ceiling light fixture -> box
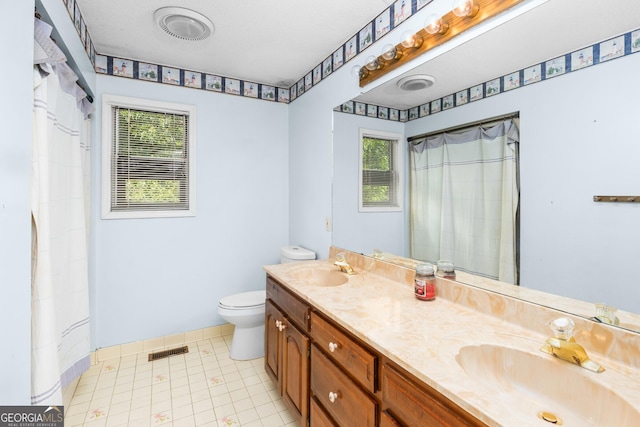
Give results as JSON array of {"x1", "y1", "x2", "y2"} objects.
[
  {"x1": 452, "y1": 0, "x2": 480, "y2": 17},
  {"x1": 365, "y1": 55, "x2": 382, "y2": 71},
  {"x1": 359, "y1": 0, "x2": 522, "y2": 87},
  {"x1": 424, "y1": 14, "x2": 449, "y2": 35},
  {"x1": 400, "y1": 31, "x2": 424, "y2": 49},
  {"x1": 154, "y1": 7, "x2": 214, "y2": 41},
  {"x1": 381, "y1": 44, "x2": 403, "y2": 61},
  {"x1": 397, "y1": 75, "x2": 435, "y2": 91}
]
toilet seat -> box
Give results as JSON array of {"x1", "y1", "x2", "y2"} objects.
[{"x1": 218, "y1": 290, "x2": 266, "y2": 310}]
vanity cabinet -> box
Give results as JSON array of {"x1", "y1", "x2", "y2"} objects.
[
  {"x1": 265, "y1": 274, "x2": 486, "y2": 427},
  {"x1": 265, "y1": 277, "x2": 310, "y2": 427}
]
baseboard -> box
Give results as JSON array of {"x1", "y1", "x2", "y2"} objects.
[{"x1": 91, "y1": 323, "x2": 234, "y2": 364}]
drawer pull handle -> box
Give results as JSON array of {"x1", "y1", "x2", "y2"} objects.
[
  {"x1": 328, "y1": 342, "x2": 340, "y2": 353},
  {"x1": 328, "y1": 391, "x2": 340, "y2": 403},
  {"x1": 278, "y1": 323, "x2": 286, "y2": 332}
]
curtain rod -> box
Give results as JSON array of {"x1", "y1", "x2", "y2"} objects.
[{"x1": 407, "y1": 111, "x2": 519, "y2": 143}]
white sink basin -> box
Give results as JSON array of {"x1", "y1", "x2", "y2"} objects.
[
  {"x1": 455, "y1": 344, "x2": 640, "y2": 426},
  {"x1": 290, "y1": 268, "x2": 349, "y2": 287}
]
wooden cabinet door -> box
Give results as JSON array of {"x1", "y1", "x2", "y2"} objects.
[
  {"x1": 282, "y1": 320, "x2": 310, "y2": 426},
  {"x1": 265, "y1": 300, "x2": 283, "y2": 390}
]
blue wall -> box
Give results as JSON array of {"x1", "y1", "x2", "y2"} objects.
[
  {"x1": 0, "y1": 0, "x2": 34, "y2": 405},
  {"x1": 91, "y1": 77, "x2": 290, "y2": 348}
]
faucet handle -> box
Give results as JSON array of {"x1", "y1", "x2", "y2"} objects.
[
  {"x1": 336, "y1": 252, "x2": 346, "y2": 263},
  {"x1": 549, "y1": 317, "x2": 574, "y2": 340}
]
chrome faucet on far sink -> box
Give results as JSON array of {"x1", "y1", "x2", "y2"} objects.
[
  {"x1": 334, "y1": 252, "x2": 356, "y2": 275},
  {"x1": 540, "y1": 317, "x2": 605, "y2": 373}
]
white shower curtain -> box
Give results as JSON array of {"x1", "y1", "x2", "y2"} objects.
[
  {"x1": 31, "y1": 18, "x2": 93, "y2": 405},
  {"x1": 410, "y1": 119, "x2": 519, "y2": 283}
]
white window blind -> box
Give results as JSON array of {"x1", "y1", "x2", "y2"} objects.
[
  {"x1": 359, "y1": 129, "x2": 402, "y2": 212},
  {"x1": 102, "y1": 95, "x2": 196, "y2": 219}
]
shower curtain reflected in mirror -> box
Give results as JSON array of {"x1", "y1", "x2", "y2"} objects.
[{"x1": 409, "y1": 117, "x2": 519, "y2": 284}]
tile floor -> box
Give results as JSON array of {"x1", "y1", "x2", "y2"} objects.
[{"x1": 64, "y1": 334, "x2": 296, "y2": 427}]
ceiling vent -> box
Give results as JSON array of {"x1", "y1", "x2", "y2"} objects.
[
  {"x1": 154, "y1": 7, "x2": 214, "y2": 41},
  {"x1": 397, "y1": 75, "x2": 435, "y2": 91}
]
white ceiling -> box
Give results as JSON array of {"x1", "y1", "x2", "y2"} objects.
[
  {"x1": 76, "y1": 0, "x2": 394, "y2": 88},
  {"x1": 76, "y1": 0, "x2": 640, "y2": 109}
]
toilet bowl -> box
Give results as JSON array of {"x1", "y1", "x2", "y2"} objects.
[
  {"x1": 217, "y1": 246, "x2": 316, "y2": 361},
  {"x1": 217, "y1": 290, "x2": 266, "y2": 360}
]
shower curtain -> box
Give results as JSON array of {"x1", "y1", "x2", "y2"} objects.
[
  {"x1": 31, "y1": 17, "x2": 93, "y2": 405},
  {"x1": 409, "y1": 119, "x2": 519, "y2": 284}
]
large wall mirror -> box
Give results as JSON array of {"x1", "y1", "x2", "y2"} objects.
[{"x1": 331, "y1": 0, "x2": 640, "y2": 333}]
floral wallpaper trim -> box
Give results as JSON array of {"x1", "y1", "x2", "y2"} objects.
[{"x1": 335, "y1": 28, "x2": 640, "y2": 122}]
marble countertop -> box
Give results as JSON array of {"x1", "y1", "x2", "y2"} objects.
[{"x1": 264, "y1": 255, "x2": 640, "y2": 427}]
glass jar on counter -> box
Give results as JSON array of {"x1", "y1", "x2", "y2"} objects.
[
  {"x1": 436, "y1": 260, "x2": 456, "y2": 280},
  {"x1": 414, "y1": 263, "x2": 436, "y2": 301}
]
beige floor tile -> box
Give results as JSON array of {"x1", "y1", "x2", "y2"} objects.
[
  {"x1": 190, "y1": 378, "x2": 209, "y2": 393},
  {"x1": 107, "y1": 399, "x2": 131, "y2": 416},
  {"x1": 211, "y1": 393, "x2": 232, "y2": 407},
  {"x1": 104, "y1": 411, "x2": 129, "y2": 426},
  {"x1": 128, "y1": 405, "x2": 150, "y2": 421},
  {"x1": 170, "y1": 384, "x2": 191, "y2": 398},
  {"x1": 193, "y1": 397, "x2": 213, "y2": 414},
  {"x1": 194, "y1": 408, "x2": 216, "y2": 425},
  {"x1": 233, "y1": 396, "x2": 256, "y2": 412},
  {"x1": 257, "y1": 413, "x2": 286, "y2": 427},
  {"x1": 63, "y1": 412, "x2": 85, "y2": 427},
  {"x1": 226, "y1": 379, "x2": 246, "y2": 392},
  {"x1": 151, "y1": 409, "x2": 172, "y2": 425},
  {"x1": 110, "y1": 390, "x2": 132, "y2": 405},
  {"x1": 250, "y1": 392, "x2": 272, "y2": 407},
  {"x1": 229, "y1": 388, "x2": 250, "y2": 401},
  {"x1": 171, "y1": 394, "x2": 192, "y2": 409},
  {"x1": 150, "y1": 397, "x2": 172, "y2": 415},
  {"x1": 237, "y1": 408, "x2": 260, "y2": 425},
  {"x1": 68, "y1": 335, "x2": 295, "y2": 427},
  {"x1": 279, "y1": 409, "x2": 295, "y2": 423},
  {"x1": 83, "y1": 417, "x2": 108, "y2": 427},
  {"x1": 69, "y1": 391, "x2": 93, "y2": 406},
  {"x1": 172, "y1": 403, "x2": 194, "y2": 421},
  {"x1": 173, "y1": 414, "x2": 196, "y2": 427},
  {"x1": 128, "y1": 417, "x2": 151, "y2": 427},
  {"x1": 191, "y1": 389, "x2": 212, "y2": 403},
  {"x1": 255, "y1": 401, "x2": 278, "y2": 417}
]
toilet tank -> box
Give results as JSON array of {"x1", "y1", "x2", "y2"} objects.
[{"x1": 281, "y1": 245, "x2": 316, "y2": 263}]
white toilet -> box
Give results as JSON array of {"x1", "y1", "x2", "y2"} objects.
[{"x1": 217, "y1": 245, "x2": 316, "y2": 360}]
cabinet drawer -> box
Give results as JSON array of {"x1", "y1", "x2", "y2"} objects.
[
  {"x1": 380, "y1": 411, "x2": 402, "y2": 427},
  {"x1": 382, "y1": 364, "x2": 486, "y2": 427},
  {"x1": 311, "y1": 345, "x2": 376, "y2": 427},
  {"x1": 310, "y1": 396, "x2": 338, "y2": 427},
  {"x1": 267, "y1": 276, "x2": 310, "y2": 331},
  {"x1": 310, "y1": 312, "x2": 377, "y2": 393}
]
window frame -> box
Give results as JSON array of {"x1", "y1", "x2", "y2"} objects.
[
  {"x1": 358, "y1": 128, "x2": 403, "y2": 212},
  {"x1": 101, "y1": 94, "x2": 197, "y2": 219}
]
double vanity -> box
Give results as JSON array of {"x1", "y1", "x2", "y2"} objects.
[{"x1": 263, "y1": 247, "x2": 640, "y2": 426}]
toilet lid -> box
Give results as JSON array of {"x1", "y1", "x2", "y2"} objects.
[{"x1": 219, "y1": 290, "x2": 266, "y2": 309}]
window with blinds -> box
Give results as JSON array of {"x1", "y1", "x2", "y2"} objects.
[
  {"x1": 359, "y1": 129, "x2": 403, "y2": 212},
  {"x1": 102, "y1": 95, "x2": 196, "y2": 218}
]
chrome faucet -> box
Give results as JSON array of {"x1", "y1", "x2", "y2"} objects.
[
  {"x1": 334, "y1": 252, "x2": 356, "y2": 275},
  {"x1": 540, "y1": 317, "x2": 605, "y2": 373}
]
